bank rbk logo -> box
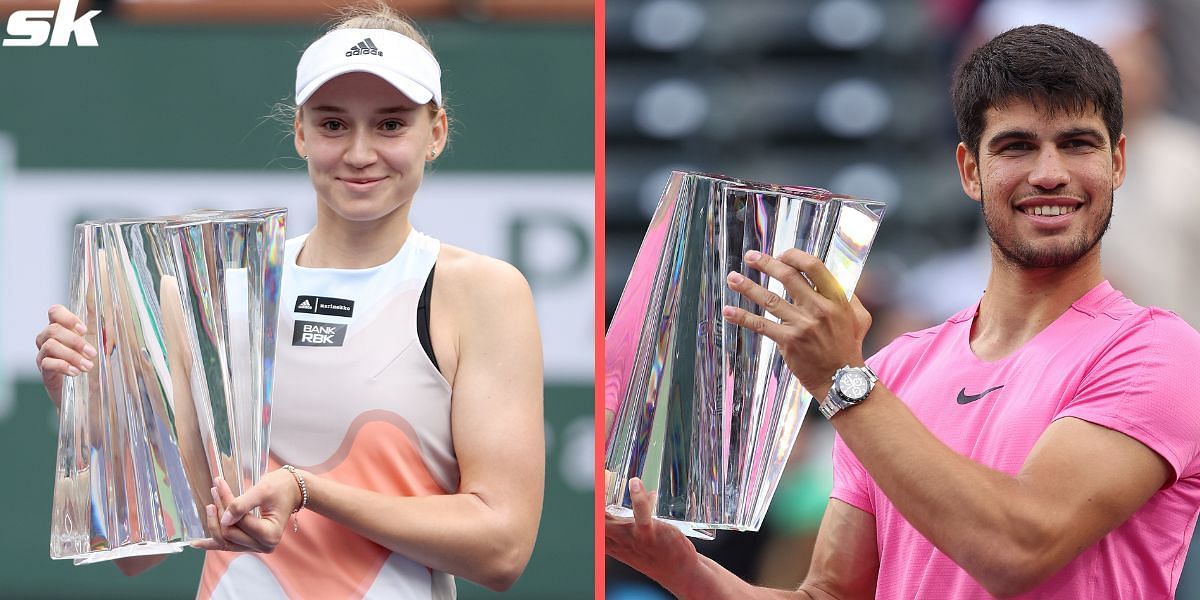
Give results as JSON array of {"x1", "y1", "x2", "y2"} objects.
[{"x1": 3, "y1": 0, "x2": 101, "y2": 47}]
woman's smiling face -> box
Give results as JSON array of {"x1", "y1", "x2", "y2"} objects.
[{"x1": 295, "y1": 71, "x2": 446, "y2": 224}]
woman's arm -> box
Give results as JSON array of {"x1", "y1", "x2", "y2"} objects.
[{"x1": 209, "y1": 255, "x2": 545, "y2": 591}]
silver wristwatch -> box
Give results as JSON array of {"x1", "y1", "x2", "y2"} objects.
[{"x1": 818, "y1": 365, "x2": 878, "y2": 419}]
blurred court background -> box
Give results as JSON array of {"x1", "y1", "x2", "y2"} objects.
[
  {"x1": 605, "y1": 0, "x2": 1200, "y2": 597},
  {"x1": 0, "y1": 0, "x2": 593, "y2": 598}
]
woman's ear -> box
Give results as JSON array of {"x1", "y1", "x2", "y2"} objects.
[{"x1": 293, "y1": 109, "x2": 306, "y2": 159}]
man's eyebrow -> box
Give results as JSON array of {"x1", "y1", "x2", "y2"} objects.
[
  {"x1": 987, "y1": 129, "x2": 1037, "y2": 147},
  {"x1": 1058, "y1": 127, "x2": 1106, "y2": 142}
]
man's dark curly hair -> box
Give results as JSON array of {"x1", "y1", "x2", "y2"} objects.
[{"x1": 952, "y1": 24, "x2": 1123, "y2": 156}]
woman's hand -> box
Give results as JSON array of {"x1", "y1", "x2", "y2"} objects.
[
  {"x1": 34, "y1": 304, "x2": 97, "y2": 409},
  {"x1": 192, "y1": 472, "x2": 302, "y2": 554}
]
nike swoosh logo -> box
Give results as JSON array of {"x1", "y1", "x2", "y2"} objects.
[{"x1": 957, "y1": 385, "x2": 1004, "y2": 405}]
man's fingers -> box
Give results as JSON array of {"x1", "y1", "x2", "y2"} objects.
[
  {"x1": 725, "y1": 272, "x2": 798, "y2": 321},
  {"x1": 629, "y1": 478, "x2": 655, "y2": 530},
  {"x1": 775, "y1": 249, "x2": 847, "y2": 304},
  {"x1": 850, "y1": 294, "x2": 873, "y2": 333},
  {"x1": 742, "y1": 250, "x2": 821, "y2": 302},
  {"x1": 721, "y1": 305, "x2": 788, "y2": 341}
]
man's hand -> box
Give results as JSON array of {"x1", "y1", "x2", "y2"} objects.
[
  {"x1": 604, "y1": 478, "x2": 700, "y2": 595},
  {"x1": 720, "y1": 249, "x2": 871, "y2": 398}
]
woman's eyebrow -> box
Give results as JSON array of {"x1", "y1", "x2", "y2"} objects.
[{"x1": 307, "y1": 105, "x2": 415, "y2": 114}]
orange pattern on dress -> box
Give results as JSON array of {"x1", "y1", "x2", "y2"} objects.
[{"x1": 198, "y1": 418, "x2": 447, "y2": 600}]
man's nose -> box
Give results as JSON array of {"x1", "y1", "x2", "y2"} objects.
[{"x1": 1028, "y1": 148, "x2": 1070, "y2": 190}]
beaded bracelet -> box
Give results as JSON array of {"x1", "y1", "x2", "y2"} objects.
[{"x1": 281, "y1": 465, "x2": 308, "y2": 533}]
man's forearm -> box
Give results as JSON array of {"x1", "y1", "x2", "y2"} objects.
[
  {"x1": 827, "y1": 385, "x2": 1049, "y2": 593},
  {"x1": 669, "y1": 554, "x2": 801, "y2": 600}
]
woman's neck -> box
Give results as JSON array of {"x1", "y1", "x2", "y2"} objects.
[{"x1": 297, "y1": 207, "x2": 413, "y2": 269}]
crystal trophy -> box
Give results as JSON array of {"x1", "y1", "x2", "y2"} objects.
[
  {"x1": 49, "y1": 208, "x2": 286, "y2": 563},
  {"x1": 604, "y1": 171, "x2": 885, "y2": 538}
]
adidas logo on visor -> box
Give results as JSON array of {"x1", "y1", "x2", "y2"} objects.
[{"x1": 346, "y1": 37, "x2": 383, "y2": 58}]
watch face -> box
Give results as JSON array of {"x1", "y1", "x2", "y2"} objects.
[{"x1": 838, "y1": 370, "x2": 871, "y2": 401}]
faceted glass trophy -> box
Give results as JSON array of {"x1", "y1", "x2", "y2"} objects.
[
  {"x1": 604, "y1": 171, "x2": 885, "y2": 538},
  {"x1": 49, "y1": 208, "x2": 285, "y2": 563}
]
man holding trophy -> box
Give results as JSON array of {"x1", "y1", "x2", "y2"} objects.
[{"x1": 607, "y1": 24, "x2": 1200, "y2": 599}]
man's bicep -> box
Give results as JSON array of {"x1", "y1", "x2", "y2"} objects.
[
  {"x1": 1016, "y1": 416, "x2": 1170, "y2": 567},
  {"x1": 800, "y1": 499, "x2": 879, "y2": 600}
]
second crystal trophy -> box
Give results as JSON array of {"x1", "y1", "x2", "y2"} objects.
[
  {"x1": 605, "y1": 171, "x2": 885, "y2": 537},
  {"x1": 49, "y1": 208, "x2": 286, "y2": 564}
]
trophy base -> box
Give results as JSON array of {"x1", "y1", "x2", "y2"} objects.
[
  {"x1": 54, "y1": 541, "x2": 190, "y2": 565},
  {"x1": 605, "y1": 505, "x2": 717, "y2": 540}
]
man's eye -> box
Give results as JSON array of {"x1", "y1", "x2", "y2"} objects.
[
  {"x1": 1002, "y1": 142, "x2": 1033, "y2": 152},
  {"x1": 1064, "y1": 139, "x2": 1094, "y2": 149}
]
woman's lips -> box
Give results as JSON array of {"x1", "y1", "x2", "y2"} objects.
[{"x1": 339, "y1": 177, "x2": 386, "y2": 192}]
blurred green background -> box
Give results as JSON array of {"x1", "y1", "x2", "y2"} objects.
[{"x1": 0, "y1": 7, "x2": 593, "y2": 599}]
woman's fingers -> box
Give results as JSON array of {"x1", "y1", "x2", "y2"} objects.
[
  {"x1": 35, "y1": 307, "x2": 97, "y2": 374},
  {"x1": 191, "y1": 502, "x2": 267, "y2": 553},
  {"x1": 36, "y1": 337, "x2": 94, "y2": 374},
  {"x1": 47, "y1": 304, "x2": 87, "y2": 336}
]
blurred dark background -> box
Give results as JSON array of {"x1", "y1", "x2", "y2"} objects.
[
  {"x1": 605, "y1": 0, "x2": 1200, "y2": 597},
  {"x1": 0, "y1": 1, "x2": 593, "y2": 598}
]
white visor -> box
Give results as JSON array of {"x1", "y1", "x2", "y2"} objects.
[{"x1": 295, "y1": 28, "x2": 442, "y2": 107}]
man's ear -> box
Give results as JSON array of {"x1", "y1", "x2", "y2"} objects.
[
  {"x1": 1111, "y1": 133, "x2": 1126, "y2": 190},
  {"x1": 956, "y1": 142, "x2": 982, "y2": 203}
]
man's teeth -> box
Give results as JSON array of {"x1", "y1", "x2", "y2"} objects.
[{"x1": 1023, "y1": 205, "x2": 1078, "y2": 217}]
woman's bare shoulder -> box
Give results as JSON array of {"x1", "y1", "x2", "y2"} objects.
[{"x1": 435, "y1": 244, "x2": 533, "y2": 306}]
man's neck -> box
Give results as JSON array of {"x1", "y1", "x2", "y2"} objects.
[{"x1": 969, "y1": 245, "x2": 1104, "y2": 361}]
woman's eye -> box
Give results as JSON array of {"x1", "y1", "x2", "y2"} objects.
[
  {"x1": 381, "y1": 120, "x2": 403, "y2": 132},
  {"x1": 321, "y1": 121, "x2": 345, "y2": 132}
]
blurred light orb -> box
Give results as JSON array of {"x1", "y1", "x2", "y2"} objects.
[
  {"x1": 632, "y1": 0, "x2": 706, "y2": 52},
  {"x1": 829, "y1": 162, "x2": 902, "y2": 207},
  {"x1": 810, "y1": 0, "x2": 885, "y2": 50},
  {"x1": 816, "y1": 78, "x2": 891, "y2": 138},
  {"x1": 639, "y1": 165, "x2": 700, "y2": 218},
  {"x1": 558, "y1": 416, "x2": 595, "y2": 492},
  {"x1": 634, "y1": 79, "x2": 709, "y2": 139}
]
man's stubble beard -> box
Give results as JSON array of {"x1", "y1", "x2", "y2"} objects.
[{"x1": 980, "y1": 187, "x2": 1114, "y2": 270}]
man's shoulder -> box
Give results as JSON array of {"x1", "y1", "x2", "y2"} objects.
[{"x1": 867, "y1": 317, "x2": 959, "y2": 372}]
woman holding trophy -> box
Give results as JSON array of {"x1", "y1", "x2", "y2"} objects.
[{"x1": 33, "y1": 5, "x2": 545, "y2": 598}]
